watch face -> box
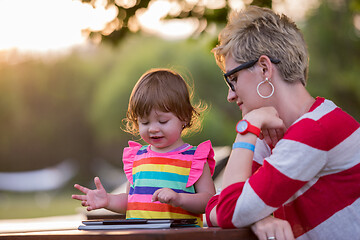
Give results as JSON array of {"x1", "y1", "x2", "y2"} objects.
[{"x1": 236, "y1": 120, "x2": 248, "y2": 133}]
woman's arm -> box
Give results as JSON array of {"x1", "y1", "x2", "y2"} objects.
[
  {"x1": 222, "y1": 133, "x2": 257, "y2": 189},
  {"x1": 205, "y1": 194, "x2": 296, "y2": 240},
  {"x1": 216, "y1": 107, "x2": 328, "y2": 228},
  {"x1": 222, "y1": 107, "x2": 286, "y2": 189},
  {"x1": 152, "y1": 163, "x2": 215, "y2": 214},
  {"x1": 216, "y1": 107, "x2": 289, "y2": 228},
  {"x1": 205, "y1": 194, "x2": 219, "y2": 227}
]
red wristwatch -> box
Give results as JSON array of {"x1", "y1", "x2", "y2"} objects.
[{"x1": 235, "y1": 119, "x2": 261, "y2": 137}]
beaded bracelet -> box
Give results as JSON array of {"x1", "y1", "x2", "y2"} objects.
[{"x1": 232, "y1": 142, "x2": 255, "y2": 152}]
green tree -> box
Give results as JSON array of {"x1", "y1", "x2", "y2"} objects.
[
  {"x1": 304, "y1": 0, "x2": 360, "y2": 120},
  {"x1": 82, "y1": 0, "x2": 272, "y2": 44},
  {"x1": 89, "y1": 34, "x2": 238, "y2": 156}
]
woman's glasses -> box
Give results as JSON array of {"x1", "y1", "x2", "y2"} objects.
[{"x1": 223, "y1": 57, "x2": 280, "y2": 91}]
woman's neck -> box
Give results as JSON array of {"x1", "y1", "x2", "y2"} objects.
[{"x1": 276, "y1": 82, "x2": 315, "y2": 128}]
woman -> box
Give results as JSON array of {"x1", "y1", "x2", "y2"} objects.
[{"x1": 205, "y1": 5, "x2": 360, "y2": 240}]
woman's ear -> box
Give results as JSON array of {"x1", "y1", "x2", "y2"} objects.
[{"x1": 258, "y1": 55, "x2": 273, "y2": 79}]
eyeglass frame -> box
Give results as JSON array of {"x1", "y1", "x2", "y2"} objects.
[{"x1": 223, "y1": 57, "x2": 281, "y2": 92}]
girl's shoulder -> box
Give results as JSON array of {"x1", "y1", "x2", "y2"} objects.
[
  {"x1": 122, "y1": 141, "x2": 147, "y2": 184},
  {"x1": 186, "y1": 140, "x2": 216, "y2": 187},
  {"x1": 123, "y1": 141, "x2": 146, "y2": 160}
]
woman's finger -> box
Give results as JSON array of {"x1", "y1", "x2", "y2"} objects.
[
  {"x1": 267, "y1": 128, "x2": 278, "y2": 146},
  {"x1": 273, "y1": 227, "x2": 285, "y2": 240},
  {"x1": 275, "y1": 128, "x2": 284, "y2": 141},
  {"x1": 261, "y1": 129, "x2": 273, "y2": 147},
  {"x1": 282, "y1": 221, "x2": 295, "y2": 240}
]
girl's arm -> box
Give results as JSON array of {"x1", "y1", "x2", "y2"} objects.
[
  {"x1": 72, "y1": 177, "x2": 129, "y2": 214},
  {"x1": 152, "y1": 163, "x2": 215, "y2": 214},
  {"x1": 105, "y1": 182, "x2": 129, "y2": 214}
]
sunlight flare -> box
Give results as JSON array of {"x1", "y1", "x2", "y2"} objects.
[{"x1": 0, "y1": 0, "x2": 117, "y2": 52}]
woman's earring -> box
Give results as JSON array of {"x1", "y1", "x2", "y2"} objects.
[{"x1": 257, "y1": 77, "x2": 274, "y2": 99}]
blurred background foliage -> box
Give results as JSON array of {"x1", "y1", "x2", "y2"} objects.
[{"x1": 0, "y1": 0, "x2": 360, "y2": 218}]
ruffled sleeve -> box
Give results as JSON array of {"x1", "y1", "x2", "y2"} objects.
[
  {"x1": 186, "y1": 140, "x2": 215, "y2": 187},
  {"x1": 122, "y1": 141, "x2": 143, "y2": 185}
]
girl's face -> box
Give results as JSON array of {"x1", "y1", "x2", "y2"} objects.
[
  {"x1": 138, "y1": 109, "x2": 185, "y2": 153},
  {"x1": 225, "y1": 55, "x2": 266, "y2": 117}
]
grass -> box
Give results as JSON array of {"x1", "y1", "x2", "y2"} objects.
[{"x1": 0, "y1": 191, "x2": 81, "y2": 219}]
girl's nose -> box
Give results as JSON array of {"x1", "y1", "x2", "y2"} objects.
[
  {"x1": 227, "y1": 88, "x2": 237, "y2": 103},
  {"x1": 148, "y1": 124, "x2": 159, "y2": 133}
]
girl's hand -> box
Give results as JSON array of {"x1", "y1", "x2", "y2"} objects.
[
  {"x1": 72, "y1": 177, "x2": 109, "y2": 211},
  {"x1": 251, "y1": 216, "x2": 295, "y2": 240},
  {"x1": 152, "y1": 188, "x2": 180, "y2": 207}
]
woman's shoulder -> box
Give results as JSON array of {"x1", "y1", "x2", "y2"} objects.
[{"x1": 290, "y1": 97, "x2": 359, "y2": 135}]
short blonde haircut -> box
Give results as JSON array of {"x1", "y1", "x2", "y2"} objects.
[
  {"x1": 213, "y1": 6, "x2": 309, "y2": 85},
  {"x1": 124, "y1": 68, "x2": 205, "y2": 136}
]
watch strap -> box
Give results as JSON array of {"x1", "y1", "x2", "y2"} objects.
[
  {"x1": 247, "y1": 121, "x2": 261, "y2": 137},
  {"x1": 236, "y1": 120, "x2": 261, "y2": 137}
]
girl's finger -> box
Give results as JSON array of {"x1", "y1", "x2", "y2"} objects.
[
  {"x1": 152, "y1": 189, "x2": 161, "y2": 202},
  {"x1": 94, "y1": 177, "x2": 104, "y2": 190},
  {"x1": 74, "y1": 184, "x2": 89, "y2": 194},
  {"x1": 72, "y1": 194, "x2": 87, "y2": 201}
]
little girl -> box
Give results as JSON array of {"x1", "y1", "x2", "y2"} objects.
[{"x1": 72, "y1": 68, "x2": 216, "y2": 227}]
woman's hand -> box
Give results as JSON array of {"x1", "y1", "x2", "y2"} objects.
[
  {"x1": 152, "y1": 188, "x2": 180, "y2": 207},
  {"x1": 72, "y1": 176, "x2": 109, "y2": 211},
  {"x1": 245, "y1": 107, "x2": 286, "y2": 146},
  {"x1": 260, "y1": 127, "x2": 285, "y2": 147},
  {"x1": 251, "y1": 216, "x2": 295, "y2": 240}
]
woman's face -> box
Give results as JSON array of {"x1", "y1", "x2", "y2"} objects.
[{"x1": 225, "y1": 55, "x2": 265, "y2": 117}]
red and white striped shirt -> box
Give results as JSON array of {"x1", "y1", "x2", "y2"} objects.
[{"x1": 207, "y1": 97, "x2": 360, "y2": 239}]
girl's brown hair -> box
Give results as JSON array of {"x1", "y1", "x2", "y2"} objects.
[{"x1": 124, "y1": 68, "x2": 206, "y2": 136}]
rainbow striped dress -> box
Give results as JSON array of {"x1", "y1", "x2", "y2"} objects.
[{"x1": 123, "y1": 140, "x2": 215, "y2": 227}]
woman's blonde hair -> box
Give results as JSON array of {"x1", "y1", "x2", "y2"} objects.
[
  {"x1": 124, "y1": 68, "x2": 205, "y2": 136},
  {"x1": 213, "y1": 6, "x2": 309, "y2": 85}
]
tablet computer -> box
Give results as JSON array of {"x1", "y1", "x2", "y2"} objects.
[{"x1": 79, "y1": 218, "x2": 197, "y2": 230}]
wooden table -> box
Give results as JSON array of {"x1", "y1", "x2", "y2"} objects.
[
  {"x1": 0, "y1": 215, "x2": 257, "y2": 240},
  {"x1": 0, "y1": 227, "x2": 257, "y2": 240}
]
